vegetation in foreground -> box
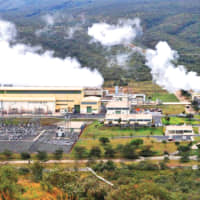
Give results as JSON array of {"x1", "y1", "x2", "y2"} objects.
[{"x1": 1, "y1": 160, "x2": 200, "y2": 200}]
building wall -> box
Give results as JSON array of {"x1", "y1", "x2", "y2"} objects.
[
  {"x1": 1, "y1": 101, "x2": 55, "y2": 114},
  {"x1": 0, "y1": 88, "x2": 84, "y2": 113},
  {"x1": 80, "y1": 101, "x2": 101, "y2": 114},
  {"x1": 107, "y1": 108, "x2": 130, "y2": 115}
]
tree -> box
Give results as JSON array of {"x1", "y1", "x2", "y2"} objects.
[
  {"x1": 180, "y1": 153, "x2": 190, "y2": 163},
  {"x1": 0, "y1": 166, "x2": 22, "y2": 199},
  {"x1": 89, "y1": 146, "x2": 101, "y2": 158},
  {"x1": 99, "y1": 137, "x2": 110, "y2": 145},
  {"x1": 104, "y1": 145, "x2": 115, "y2": 158},
  {"x1": 20, "y1": 152, "x2": 31, "y2": 160},
  {"x1": 130, "y1": 139, "x2": 144, "y2": 146},
  {"x1": 30, "y1": 162, "x2": 44, "y2": 182},
  {"x1": 139, "y1": 145, "x2": 155, "y2": 157},
  {"x1": 3, "y1": 149, "x2": 13, "y2": 160},
  {"x1": 53, "y1": 149, "x2": 63, "y2": 160},
  {"x1": 36, "y1": 151, "x2": 48, "y2": 161},
  {"x1": 178, "y1": 145, "x2": 191, "y2": 163},
  {"x1": 74, "y1": 146, "x2": 88, "y2": 159},
  {"x1": 175, "y1": 141, "x2": 180, "y2": 146},
  {"x1": 122, "y1": 144, "x2": 138, "y2": 159}
]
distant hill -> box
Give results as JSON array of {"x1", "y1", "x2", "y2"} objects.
[{"x1": 0, "y1": 0, "x2": 199, "y2": 84}]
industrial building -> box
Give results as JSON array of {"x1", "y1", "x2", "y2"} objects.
[
  {"x1": 165, "y1": 125, "x2": 194, "y2": 136},
  {"x1": 104, "y1": 113, "x2": 152, "y2": 126},
  {"x1": 0, "y1": 86, "x2": 101, "y2": 114},
  {"x1": 106, "y1": 101, "x2": 131, "y2": 114}
]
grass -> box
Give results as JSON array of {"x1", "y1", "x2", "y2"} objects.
[
  {"x1": 138, "y1": 105, "x2": 185, "y2": 115},
  {"x1": 81, "y1": 121, "x2": 164, "y2": 139},
  {"x1": 193, "y1": 136, "x2": 200, "y2": 143},
  {"x1": 72, "y1": 137, "x2": 179, "y2": 156},
  {"x1": 151, "y1": 92, "x2": 179, "y2": 102},
  {"x1": 162, "y1": 117, "x2": 200, "y2": 125},
  {"x1": 104, "y1": 81, "x2": 179, "y2": 102},
  {"x1": 128, "y1": 81, "x2": 179, "y2": 102}
]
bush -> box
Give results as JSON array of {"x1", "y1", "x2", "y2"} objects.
[
  {"x1": 0, "y1": 166, "x2": 22, "y2": 198},
  {"x1": 3, "y1": 149, "x2": 13, "y2": 159},
  {"x1": 74, "y1": 146, "x2": 88, "y2": 159},
  {"x1": 104, "y1": 145, "x2": 115, "y2": 158},
  {"x1": 139, "y1": 145, "x2": 155, "y2": 157},
  {"x1": 93, "y1": 160, "x2": 116, "y2": 172},
  {"x1": 20, "y1": 152, "x2": 31, "y2": 160},
  {"x1": 130, "y1": 139, "x2": 144, "y2": 146},
  {"x1": 36, "y1": 151, "x2": 48, "y2": 161},
  {"x1": 89, "y1": 146, "x2": 101, "y2": 158},
  {"x1": 122, "y1": 144, "x2": 138, "y2": 159},
  {"x1": 180, "y1": 153, "x2": 190, "y2": 163},
  {"x1": 136, "y1": 161, "x2": 159, "y2": 170},
  {"x1": 53, "y1": 149, "x2": 63, "y2": 160},
  {"x1": 99, "y1": 137, "x2": 110, "y2": 145},
  {"x1": 30, "y1": 162, "x2": 44, "y2": 182},
  {"x1": 18, "y1": 167, "x2": 30, "y2": 175}
]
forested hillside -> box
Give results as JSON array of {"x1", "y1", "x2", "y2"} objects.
[{"x1": 0, "y1": 0, "x2": 199, "y2": 84}]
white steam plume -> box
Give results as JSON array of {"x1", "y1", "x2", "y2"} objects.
[
  {"x1": 0, "y1": 19, "x2": 104, "y2": 87},
  {"x1": 108, "y1": 52, "x2": 132, "y2": 68},
  {"x1": 65, "y1": 25, "x2": 82, "y2": 39},
  {"x1": 35, "y1": 14, "x2": 56, "y2": 36},
  {"x1": 88, "y1": 18, "x2": 142, "y2": 46},
  {"x1": 145, "y1": 41, "x2": 200, "y2": 93}
]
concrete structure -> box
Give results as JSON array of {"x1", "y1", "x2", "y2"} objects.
[
  {"x1": 165, "y1": 125, "x2": 194, "y2": 136},
  {"x1": 104, "y1": 113, "x2": 152, "y2": 126},
  {"x1": 84, "y1": 87, "x2": 103, "y2": 97},
  {"x1": 192, "y1": 93, "x2": 200, "y2": 107},
  {"x1": 0, "y1": 87, "x2": 101, "y2": 114},
  {"x1": 106, "y1": 101, "x2": 131, "y2": 114},
  {"x1": 132, "y1": 94, "x2": 146, "y2": 105},
  {"x1": 81, "y1": 96, "x2": 101, "y2": 114}
]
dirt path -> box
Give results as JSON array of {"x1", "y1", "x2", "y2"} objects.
[{"x1": 0, "y1": 155, "x2": 198, "y2": 165}]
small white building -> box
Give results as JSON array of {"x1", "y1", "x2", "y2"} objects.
[
  {"x1": 165, "y1": 125, "x2": 194, "y2": 136},
  {"x1": 131, "y1": 94, "x2": 146, "y2": 105},
  {"x1": 80, "y1": 96, "x2": 101, "y2": 114},
  {"x1": 104, "y1": 113, "x2": 152, "y2": 126},
  {"x1": 106, "y1": 101, "x2": 131, "y2": 115}
]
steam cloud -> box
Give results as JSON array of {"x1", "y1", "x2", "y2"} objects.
[
  {"x1": 145, "y1": 42, "x2": 200, "y2": 93},
  {"x1": 65, "y1": 25, "x2": 82, "y2": 39},
  {"x1": 0, "y1": 19, "x2": 104, "y2": 87},
  {"x1": 88, "y1": 18, "x2": 142, "y2": 46}
]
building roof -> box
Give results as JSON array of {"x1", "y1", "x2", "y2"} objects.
[
  {"x1": 0, "y1": 96, "x2": 56, "y2": 102},
  {"x1": 82, "y1": 96, "x2": 101, "y2": 102},
  {"x1": 166, "y1": 125, "x2": 193, "y2": 131},
  {"x1": 106, "y1": 101, "x2": 130, "y2": 108},
  {"x1": 0, "y1": 86, "x2": 83, "y2": 91}
]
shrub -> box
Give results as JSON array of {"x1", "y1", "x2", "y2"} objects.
[
  {"x1": 99, "y1": 137, "x2": 110, "y2": 145},
  {"x1": 130, "y1": 139, "x2": 144, "y2": 146},
  {"x1": 36, "y1": 151, "x2": 48, "y2": 161},
  {"x1": 3, "y1": 149, "x2": 13, "y2": 159},
  {"x1": 104, "y1": 145, "x2": 115, "y2": 158},
  {"x1": 74, "y1": 146, "x2": 88, "y2": 159},
  {"x1": 89, "y1": 146, "x2": 101, "y2": 158},
  {"x1": 53, "y1": 149, "x2": 63, "y2": 160},
  {"x1": 30, "y1": 162, "x2": 44, "y2": 182},
  {"x1": 20, "y1": 152, "x2": 31, "y2": 160},
  {"x1": 18, "y1": 167, "x2": 30, "y2": 175}
]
